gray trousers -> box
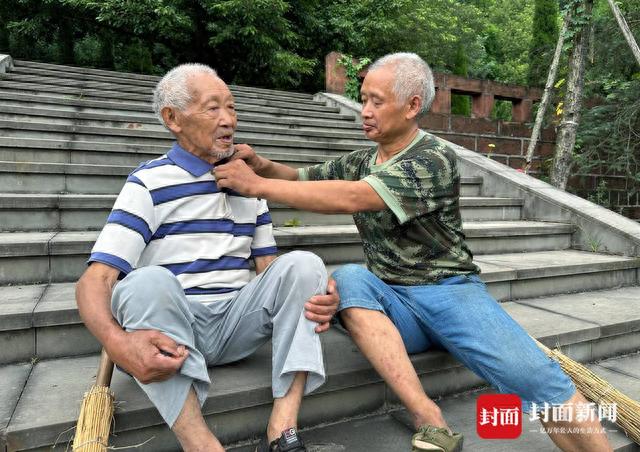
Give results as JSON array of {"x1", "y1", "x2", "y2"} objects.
[{"x1": 111, "y1": 251, "x2": 328, "y2": 427}]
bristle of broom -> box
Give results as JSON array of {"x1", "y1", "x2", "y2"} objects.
[
  {"x1": 535, "y1": 339, "x2": 640, "y2": 446},
  {"x1": 72, "y1": 385, "x2": 115, "y2": 452}
]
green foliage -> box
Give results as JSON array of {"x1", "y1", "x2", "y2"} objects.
[
  {"x1": 74, "y1": 35, "x2": 102, "y2": 67},
  {"x1": 0, "y1": 0, "x2": 540, "y2": 91},
  {"x1": 338, "y1": 54, "x2": 371, "y2": 102},
  {"x1": 576, "y1": 78, "x2": 640, "y2": 193},
  {"x1": 571, "y1": 1, "x2": 640, "y2": 208},
  {"x1": 587, "y1": 180, "x2": 610, "y2": 207},
  {"x1": 491, "y1": 100, "x2": 513, "y2": 121},
  {"x1": 451, "y1": 43, "x2": 471, "y2": 116},
  {"x1": 202, "y1": 0, "x2": 316, "y2": 88},
  {"x1": 283, "y1": 218, "x2": 302, "y2": 227},
  {"x1": 115, "y1": 40, "x2": 155, "y2": 74},
  {"x1": 527, "y1": 0, "x2": 559, "y2": 87},
  {"x1": 561, "y1": 0, "x2": 594, "y2": 54},
  {"x1": 471, "y1": 0, "x2": 534, "y2": 84}
]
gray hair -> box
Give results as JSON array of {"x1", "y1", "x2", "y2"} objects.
[
  {"x1": 368, "y1": 52, "x2": 435, "y2": 117},
  {"x1": 152, "y1": 63, "x2": 219, "y2": 126}
]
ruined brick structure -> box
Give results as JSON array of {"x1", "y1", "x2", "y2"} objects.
[{"x1": 325, "y1": 52, "x2": 640, "y2": 221}]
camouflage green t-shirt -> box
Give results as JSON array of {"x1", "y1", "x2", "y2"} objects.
[{"x1": 298, "y1": 130, "x2": 480, "y2": 285}]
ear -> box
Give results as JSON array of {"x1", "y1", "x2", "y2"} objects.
[
  {"x1": 405, "y1": 95, "x2": 422, "y2": 120},
  {"x1": 161, "y1": 107, "x2": 181, "y2": 134}
]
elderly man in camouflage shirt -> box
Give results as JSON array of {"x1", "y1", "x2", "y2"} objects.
[{"x1": 215, "y1": 53, "x2": 612, "y2": 452}]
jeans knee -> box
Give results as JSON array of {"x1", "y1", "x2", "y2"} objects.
[{"x1": 332, "y1": 264, "x2": 369, "y2": 285}]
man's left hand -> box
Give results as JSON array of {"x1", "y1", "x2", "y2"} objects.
[
  {"x1": 305, "y1": 278, "x2": 339, "y2": 333},
  {"x1": 214, "y1": 159, "x2": 263, "y2": 197}
]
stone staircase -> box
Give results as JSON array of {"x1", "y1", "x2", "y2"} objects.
[{"x1": 1, "y1": 58, "x2": 639, "y2": 452}]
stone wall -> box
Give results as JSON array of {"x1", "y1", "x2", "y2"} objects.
[{"x1": 418, "y1": 113, "x2": 555, "y2": 176}]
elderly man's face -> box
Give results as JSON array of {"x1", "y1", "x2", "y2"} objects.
[
  {"x1": 173, "y1": 72, "x2": 237, "y2": 163},
  {"x1": 360, "y1": 65, "x2": 414, "y2": 145}
]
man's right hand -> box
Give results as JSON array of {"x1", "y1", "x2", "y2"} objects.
[
  {"x1": 110, "y1": 329, "x2": 189, "y2": 384},
  {"x1": 227, "y1": 143, "x2": 299, "y2": 181},
  {"x1": 230, "y1": 143, "x2": 265, "y2": 174}
]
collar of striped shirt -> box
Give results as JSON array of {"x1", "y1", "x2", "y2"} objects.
[{"x1": 167, "y1": 142, "x2": 216, "y2": 177}]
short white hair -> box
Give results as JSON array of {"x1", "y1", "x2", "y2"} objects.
[
  {"x1": 152, "y1": 63, "x2": 219, "y2": 126},
  {"x1": 368, "y1": 52, "x2": 435, "y2": 117}
]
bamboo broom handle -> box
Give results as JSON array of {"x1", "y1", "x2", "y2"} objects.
[{"x1": 96, "y1": 348, "x2": 114, "y2": 387}]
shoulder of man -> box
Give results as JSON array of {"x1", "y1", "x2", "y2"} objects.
[
  {"x1": 126, "y1": 155, "x2": 176, "y2": 187},
  {"x1": 382, "y1": 133, "x2": 459, "y2": 190},
  {"x1": 348, "y1": 145, "x2": 377, "y2": 161},
  {"x1": 410, "y1": 132, "x2": 457, "y2": 160}
]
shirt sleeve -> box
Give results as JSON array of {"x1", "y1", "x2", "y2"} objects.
[
  {"x1": 87, "y1": 175, "x2": 156, "y2": 276},
  {"x1": 362, "y1": 152, "x2": 458, "y2": 225},
  {"x1": 298, "y1": 149, "x2": 369, "y2": 181},
  {"x1": 251, "y1": 199, "x2": 278, "y2": 257}
]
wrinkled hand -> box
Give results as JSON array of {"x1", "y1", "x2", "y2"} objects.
[
  {"x1": 305, "y1": 278, "x2": 339, "y2": 333},
  {"x1": 229, "y1": 143, "x2": 263, "y2": 173},
  {"x1": 110, "y1": 330, "x2": 189, "y2": 384},
  {"x1": 214, "y1": 159, "x2": 263, "y2": 197}
]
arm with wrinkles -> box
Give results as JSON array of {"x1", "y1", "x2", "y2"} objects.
[
  {"x1": 216, "y1": 160, "x2": 386, "y2": 214},
  {"x1": 76, "y1": 263, "x2": 188, "y2": 384}
]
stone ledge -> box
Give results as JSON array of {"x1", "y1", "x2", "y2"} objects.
[
  {"x1": 11, "y1": 60, "x2": 313, "y2": 102},
  {"x1": 0, "y1": 55, "x2": 13, "y2": 74},
  {"x1": 314, "y1": 92, "x2": 363, "y2": 124},
  {"x1": 0, "y1": 91, "x2": 353, "y2": 121},
  {"x1": 0, "y1": 103, "x2": 363, "y2": 132},
  {"x1": 1, "y1": 253, "x2": 638, "y2": 334},
  {"x1": 0, "y1": 222, "x2": 578, "y2": 258},
  {"x1": 0, "y1": 80, "x2": 332, "y2": 112},
  {"x1": 0, "y1": 118, "x2": 369, "y2": 143},
  {"x1": 4, "y1": 300, "x2": 640, "y2": 450}
]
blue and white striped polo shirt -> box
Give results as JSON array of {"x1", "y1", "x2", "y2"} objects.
[{"x1": 88, "y1": 142, "x2": 278, "y2": 303}]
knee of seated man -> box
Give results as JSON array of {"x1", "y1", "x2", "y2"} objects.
[
  {"x1": 113, "y1": 265, "x2": 181, "y2": 311},
  {"x1": 501, "y1": 354, "x2": 571, "y2": 402},
  {"x1": 276, "y1": 251, "x2": 326, "y2": 286},
  {"x1": 332, "y1": 263, "x2": 369, "y2": 284}
]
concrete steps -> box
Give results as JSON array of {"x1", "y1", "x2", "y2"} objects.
[
  {"x1": 1, "y1": 59, "x2": 639, "y2": 452},
  {"x1": 0, "y1": 91, "x2": 356, "y2": 122},
  {"x1": 2, "y1": 289, "x2": 640, "y2": 451},
  {"x1": 0, "y1": 79, "x2": 340, "y2": 113},
  {"x1": 384, "y1": 351, "x2": 640, "y2": 452},
  {"x1": 0, "y1": 136, "x2": 363, "y2": 166},
  {"x1": 0, "y1": 162, "x2": 485, "y2": 196},
  {"x1": 0, "y1": 103, "x2": 365, "y2": 132},
  {"x1": 0, "y1": 112, "x2": 367, "y2": 142},
  {"x1": 1, "y1": 252, "x2": 639, "y2": 366},
  {"x1": 229, "y1": 351, "x2": 640, "y2": 452},
  {"x1": 0, "y1": 73, "x2": 319, "y2": 107},
  {"x1": 11, "y1": 60, "x2": 315, "y2": 100},
  {"x1": 0, "y1": 194, "x2": 523, "y2": 231},
  {"x1": 0, "y1": 222, "x2": 580, "y2": 285},
  {"x1": 0, "y1": 119, "x2": 370, "y2": 147}
]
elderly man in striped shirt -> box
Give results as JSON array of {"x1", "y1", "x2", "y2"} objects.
[{"x1": 75, "y1": 64, "x2": 338, "y2": 452}]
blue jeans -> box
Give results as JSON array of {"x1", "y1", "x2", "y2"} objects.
[{"x1": 332, "y1": 264, "x2": 576, "y2": 413}]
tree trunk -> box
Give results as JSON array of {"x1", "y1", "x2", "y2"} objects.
[
  {"x1": 606, "y1": 0, "x2": 640, "y2": 67},
  {"x1": 550, "y1": 0, "x2": 593, "y2": 190},
  {"x1": 524, "y1": 18, "x2": 568, "y2": 173}
]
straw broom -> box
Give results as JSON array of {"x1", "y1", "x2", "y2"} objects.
[
  {"x1": 533, "y1": 338, "x2": 640, "y2": 445},
  {"x1": 72, "y1": 349, "x2": 115, "y2": 451}
]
